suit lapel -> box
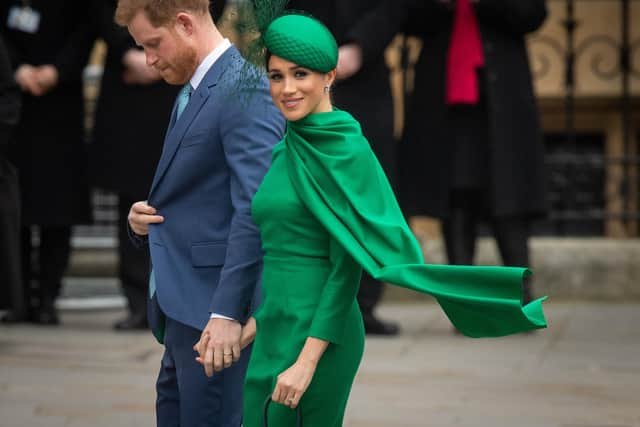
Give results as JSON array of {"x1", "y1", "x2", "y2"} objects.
[{"x1": 148, "y1": 47, "x2": 238, "y2": 198}]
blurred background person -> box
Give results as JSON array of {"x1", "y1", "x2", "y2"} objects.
[
  {"x1": 1, "y1": 0, "x2": 93, "y2": 325},
  {"x1": 283, "y1": 0, "x2": 406, "y2": 336},
  {"x1": 0, "y1": 35, "x2": 23, "y2": 322},
  {"x1": 88, "y1": 0, "x2": 180, "y2": 331},
  {"x1": 400, "y1": 0, "x2": 548, "y2": 309}
]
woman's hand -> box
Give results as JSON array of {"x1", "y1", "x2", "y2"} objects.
[
  {"x1": 240, "y1": 316, "x2": 257, "y2": 350},
  {"x1": 271, "y1": 336, "x2": 328, "y2": 409},
  {"x1": 271, "y1": 359, "x2": 317, "y2": 409}
]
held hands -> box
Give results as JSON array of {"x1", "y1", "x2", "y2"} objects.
[
  {"x1": 194, "y1": 317, "x2": 242, "y2": 377},
  {"x1": 128, "y1": 201, "x2": 164, "y2": 236},
  {"x1": 194, "y1": 317, "x2": 256, "y2": 376},
  {"x1": 15, "y1": 64, "x2": 59, "y2": 96},
  {"x1": 122, "y1": 49, "x2": 162, "y2": 85},
  {"x1": 271, "y1": 358, "x2": 317, "y2": 409}
]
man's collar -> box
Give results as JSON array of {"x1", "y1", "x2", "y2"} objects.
[{"x1": 190, "y1": 38, "x2": 232, "y2": 90}]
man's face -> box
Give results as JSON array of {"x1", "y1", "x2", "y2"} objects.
[{"x1": 128, "y1": 11, "x2": 197, "y2": 85}]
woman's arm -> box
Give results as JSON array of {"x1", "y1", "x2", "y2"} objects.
[
  {"x1": 272, "y1": 238, "x2": 361, "y2": 408},
  {"x1": 270, "y1": 337, "x2": 328, "y2": 409}
]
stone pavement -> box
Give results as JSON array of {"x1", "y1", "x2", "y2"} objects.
[{"x1": 1, "y1": 301, "x2": 639, "y2": 427}]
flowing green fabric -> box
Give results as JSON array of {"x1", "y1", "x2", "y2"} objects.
[{"x1": 284, "y1": 109, "x2": 547, "y2": 338}]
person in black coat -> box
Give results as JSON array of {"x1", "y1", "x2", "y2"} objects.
[
  {"x1": 1, "y1": 0, "x2": 93, "y2": 325},
  {"x1": 0, "y1": 35, "x2": 23, "y2": 321},
  {"x1": 284, "y1": 0, "x2": 407, "y2": 335},
  {"x1": 89, "y1": 0, "x2": 180, "y2": 330},
  {"x1": 400, "y1": 0, "x2": 548, "y2": 306}
]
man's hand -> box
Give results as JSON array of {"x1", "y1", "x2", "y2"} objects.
[
  {"x1": 195, "y1": 318, "x2": 242, "y2": 377},
  {"x1": 14, "y1": 64, "x2": 40, "y2": 94},
  {"x1": 33, "y1": 65, "x2": 59, "y2": 96},
  {"x1": 122, "y1": 49, "x2": 162, "y2": 85},
  {"x1": 194, "y1": 317, "x2": 255, "y2": 373},
  {"x1": 128, "y1": 201, "x2": 164, "y2": 236},
  {"x1": 336, "y1": 43, "x2": 363, "y2": 81}
]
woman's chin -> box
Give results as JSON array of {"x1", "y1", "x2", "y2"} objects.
[{"x1": 281, "y1": 109, "x2": 307, "y2": 122}]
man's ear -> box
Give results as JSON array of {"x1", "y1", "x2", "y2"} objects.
[{"x1": 174, "y1": 12, "x2": 194, "y2": 36}]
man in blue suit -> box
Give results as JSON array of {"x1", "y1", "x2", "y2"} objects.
[{"x1": 115, "y1": 1, "x2": 284, "y2": 425}]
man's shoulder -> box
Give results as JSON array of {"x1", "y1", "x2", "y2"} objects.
[{"x1": 216, "y1": 48, "x2": 269, "y2": 94}]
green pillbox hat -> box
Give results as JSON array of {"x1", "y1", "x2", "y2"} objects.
[{"x1": 264, "y1": 14, "x2": 338, "y2": 72}]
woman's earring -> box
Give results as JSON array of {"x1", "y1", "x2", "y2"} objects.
[{"x1": 324, "y1": 85, "x2": 330, "y2": 93}]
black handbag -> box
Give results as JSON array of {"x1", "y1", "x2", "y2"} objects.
[{"x1": 263, "y1": 396, "x2": 303, "y2": 427}]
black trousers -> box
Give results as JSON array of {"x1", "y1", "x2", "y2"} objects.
[
  {"x1": 117, "y1": 193, "x2": 150, "y2": 317},
  {"x1": 357, "y1": 272, "x2": 384, "y2": 318},
  {"x1": 0, "y1": 157, "x2": 24, "y2": 317},
  {"x1": 442, "y1": 189, "x2": 533, "y2": 302},
  {"x1": 21, "y1": 225, "x2": 71, "y2": 311}
]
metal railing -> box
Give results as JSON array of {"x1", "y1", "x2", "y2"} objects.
[{"x1": 528, "y1": 0, "x2": 639, "y2": 236}]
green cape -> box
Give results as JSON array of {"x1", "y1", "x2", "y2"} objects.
[{"x1": 284, "y1": 109, "x2": 547, "y2": 338}]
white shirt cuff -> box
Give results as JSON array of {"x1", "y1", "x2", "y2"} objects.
[{"x1": 210, "y1": 312, "x2": 236, "y2": 321}]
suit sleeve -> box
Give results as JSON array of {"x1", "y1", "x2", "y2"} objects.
[
  {"x1": 308, "y1": 237, "x2": 361, "y2": 344},
  {"x1": 209, "y1": 82, "x2": 285, "y2": 321},
  {"x1": 473, "y1": 0, "x2": 547, "y2": 35},
  {"x1": 127, "y1": 222, "x2": 149, "y2": 248}
]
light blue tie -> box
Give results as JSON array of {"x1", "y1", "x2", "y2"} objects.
[
  {"x1": 149, "y1": 268, "x2": 156, "y2": 298},
  {"x1": 176, "y1": 83, "x2": 193, "y2": 121},
  {"x1": 149, "y1": 83, "x2": 192, "y2": 300}
]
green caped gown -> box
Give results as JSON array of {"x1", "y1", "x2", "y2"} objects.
[{"x1": 243, "y1": 109, "x2": 547, "y2": 427}]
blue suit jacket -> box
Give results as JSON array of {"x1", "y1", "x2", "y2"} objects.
[{"x1": 143, "y1": 46, "x2": 284, "y2": 332}]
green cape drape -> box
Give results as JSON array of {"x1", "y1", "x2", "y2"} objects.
[{"x1": 284, "y1": 109, "x2": 547, "y2": 338}]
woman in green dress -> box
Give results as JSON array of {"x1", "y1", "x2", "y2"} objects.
[{"x1": 198, "y1": 12, "x2": 547, "y2": 427}]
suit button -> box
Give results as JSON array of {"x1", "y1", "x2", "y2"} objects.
[
  {"x1": 488, "y1": 72, "x2": 498, "y2": 83},
  {"x1": 484, "y1": 42, "x2": 493, "y2": 53}
]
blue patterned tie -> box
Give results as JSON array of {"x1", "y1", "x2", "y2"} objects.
[{"x1": 176, "y1": 83, "x2": 193, "y2": 120}]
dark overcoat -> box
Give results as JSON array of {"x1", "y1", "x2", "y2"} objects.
[
  {"x1": 1, "y1": 0, "x2": 93, "y2": 226},
  {"x1": 400, "y1": 0, "x2": 548, "y2": 218},
  {"x1": 285, "y1": 0, "x2": 402, "y2": 185},
  {"x1": 0, "y1": 35, "x2": 22, "y2": 313},
  {"x1": 89, "y1": 0, "x2": 180, "y2": 200}
]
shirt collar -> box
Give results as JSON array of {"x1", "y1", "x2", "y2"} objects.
[{"x1": 190, "y1": 38, "x2": 232, "y2": 90}]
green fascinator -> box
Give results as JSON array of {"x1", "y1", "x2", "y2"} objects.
[
  {"x1": 263, "y1": 14, "x2": 338, "y2": 72},
  {"x1": 228, "y1": 2, "x2": 337, "y2": 101}
]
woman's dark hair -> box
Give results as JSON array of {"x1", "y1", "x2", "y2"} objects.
[{"x1": 265, "y1": 49, "x2": 273, "y2": 70}]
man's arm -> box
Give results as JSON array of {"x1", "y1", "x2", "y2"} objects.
[{"x1": 200, "y1": 79, "x2": 284, "y2": 376}]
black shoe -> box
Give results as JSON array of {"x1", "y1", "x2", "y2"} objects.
[
  {"x1": 363, "y1": 315, "x2": 400, "y2": 336},
  {"x1": 34, "y1": 305, "x2": 60, "y2": 325},
  {"x1": 113, "y1": 312, "x2": 148, "y2": 331}
]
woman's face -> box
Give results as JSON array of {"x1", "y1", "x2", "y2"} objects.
[{"x1": 267, "y1": 55, "x2": 335, "y2": 121}]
